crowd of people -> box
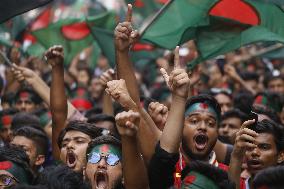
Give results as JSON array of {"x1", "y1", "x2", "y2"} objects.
[{"x1": 0, "y1": 1, "x2": 284, "y2": 189}]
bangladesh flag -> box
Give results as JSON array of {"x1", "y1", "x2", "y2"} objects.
[
  {"x1": 89, "y1": 26, "x2": 163, "y2": 68},
  {"x1": 126, "y1": 0, "x2": 160, "y2": 19},
  {"x1": 32, "y1": 11, "x2": 116, "y2": 65},
  {"x1": 0, "y1": 0, "x2": 53, "y2": 23},
  {"x1": 141, "y1": 0, "x2": 284, "y2": 69}
]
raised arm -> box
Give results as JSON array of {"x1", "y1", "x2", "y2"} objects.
[
  {"x1": 11, "y1": 64, "x2": 50, "y2": 105},
  {"x1": 115, "y1": 110, "x2": 149, "y2": 189},
  {"x1": 114, "y1": 4, "x2": 140, "y2": 105},
  {"x1": 224, "y1": 64, "x2": 256, "y2": 95},
  {"x1": 45, "y1": 46, "x2": 68, "y2": 159},
  {"x1": 159, "y1": 46, "x2": 190, "y2": 153},
  {"x1": 229, "y1": 119, "x2": 258, "y2": 189},
  {"x1": 99, "y1": 69, "x2": 115, "y2": 115},
  {"x1": 106, "y1": 79, "x2": 161, "y2": 164}
]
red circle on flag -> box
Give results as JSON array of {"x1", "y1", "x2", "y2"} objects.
[
  {"x1": 61, "y1": 22, "x2": 90, "y2": 40},
  {"x1": 0, "y1": 161, "x2": 13, "y2": 170}
]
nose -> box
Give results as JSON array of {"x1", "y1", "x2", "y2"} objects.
[
  {"x1": 222, "y1": 125, "x2": 229, "y2": 135},
  {"x1": 66, "y1": 141, "x2": 75, "y2": 150},
  {"x1": 21, "y1": 102, "x2": 26, "y2": 111},
  {"x1": 98, "y1": 157, "x2": 107, "y2": 169},
  {"x1": 251, "y1": 146, "x2": 260, "y2": 157},
  {"x1": 198, "y1": 121, "x2": 207, "y2": 131}
]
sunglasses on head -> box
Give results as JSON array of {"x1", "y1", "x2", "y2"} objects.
[
  {"x1": 88, "y1": 152, "x2": 120, "y2": 166},
  {"x1": 0, "y1": 174, "x2": 18, "y2": 187}
]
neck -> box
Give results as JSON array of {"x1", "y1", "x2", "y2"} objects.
[{"x1": 181, "y1": 143, "x2": 210, "y2": 163}]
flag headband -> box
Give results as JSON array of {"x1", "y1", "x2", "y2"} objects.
[{"x1": 185, "y1": 102, "x2": 217, "y2": 120}]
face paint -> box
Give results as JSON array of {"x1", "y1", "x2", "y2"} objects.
[
  {"x1": 0, "y1": 161, "x2": 29, "y2": 184},
  {"x1": 185, "y1": 102, "x2": 218, "y2": 121},
  {"x1": 19, "y1": 92, "x2": 32, "y2": 101}
]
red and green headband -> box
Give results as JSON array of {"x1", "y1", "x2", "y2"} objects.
[
  {"x1": 0, "y1": 161, "x2": 29, "y2": 184},
  {"x1": 185, "y1": 102, "x2": 218, "y2": 121}
]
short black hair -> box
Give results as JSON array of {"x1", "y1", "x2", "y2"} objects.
[
  {"x1": 37, "y1": 165, "x2": 90, "y2": 189},
  {"x1": 15, "y1": 87, "x2": 42, "y2": 105},
  {"x1": 0, "y1": 145, "x2": 33, "y2": 183},
  {"x1": 86, "y1": 135, "x2": 121, "y2": 158},
  {"x1": 253, "y1": 105, "x2": 282, "y2": 124},
  {"x1": 233, "y1": 92, "x2": 254, "y2": 114},
  {"x1": 181, "y1": 161, "x2": 235, "y2": 189},
  {"x1": 84, "y1": 107, "x2": 103, "y2": 119},
  {"x1": 250, "y1": 119, "x2": 284, "y2": 152},
  {"x1": 87, "y1": 114, "x2": 115, "y2": 125},
  {"x1": 11, "y1": 112, "x2": 42, "y2": 132},
  {"x1": 186, "y1": 94, "x2": 221, "y2": 122},
  {"x1": 11, "y1": 185, "x2": 48, "y2": 189},
  {"x1": 2, "y1": 92, "x2": 15, "y2": 106},
  {"x1": 57, "y1": 120, "x2": 103, "y2": 148},
  {"x1": 13, "y1": 126, "x2": 49, "y2": 157},
  {"x1": 263, "y1": 73, "x2": 284, "y2": 88},
  {"x1": 221, "y1": 109, "x2": 248, "y2": 123},
  {"x1": 253, "y1": 165, "x2": 284, "y2": 189}
]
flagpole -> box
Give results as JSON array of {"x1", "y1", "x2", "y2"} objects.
[
  {"x1": 232, "y1": 43, "x2": 284, "y2": 64},
  {"x1": 139, "y1": 0, "x2": 174, "y2": 36}
]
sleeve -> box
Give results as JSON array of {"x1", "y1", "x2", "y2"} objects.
[{"x1": 148, "y1": 141, "x2": 179, "y2": 189}]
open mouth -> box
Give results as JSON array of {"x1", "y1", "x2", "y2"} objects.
[
  {"x1": 194, "y1": 133, "x2": 208, "y2": 151},
  {"x1": 247, "y1": 159, "x2": 262, "y2": 169},
  {"x1": 95, "y1": 171, "x2": 108, "y2": 189},
  {"x1": 66, "y1": 151, "x2": 77, "y2": 168}
]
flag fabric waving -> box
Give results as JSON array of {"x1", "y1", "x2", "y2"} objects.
[
  {"x1": 0, "y1": 0, "x2": 53, "y2": 23},
  {"x1": 141, "y1": 0, "x2": 284, "y2": 69},
  {"x1": 32, "y1": 12, "x2": 116, "y2": 65}
]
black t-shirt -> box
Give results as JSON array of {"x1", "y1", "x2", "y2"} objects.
[{"x1": 148, "y1": 142, "x2": 179, "y2": 189}]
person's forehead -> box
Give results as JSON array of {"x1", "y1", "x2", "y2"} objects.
[
  {"x1": 64, "y1": 130, "x2": 90, "y2": 140},
  {"x1": 222, "y1": 117, "x2": 241, "y2": 124},
  {"x1": 215, "y1": 93, "x2": 231, "y2": 102},
  {"x1": 12, "y1": 136, "x2": 34, "y2": 147},
  {"x1": 269, "y1": 78, "x2": 283, "y2": 84},
  {"x1": 186, "y1": 111, "x2": 216, "y2": 120},
  {"x1": 255, "y1": 133, "x2": 276, "y2": 145}
]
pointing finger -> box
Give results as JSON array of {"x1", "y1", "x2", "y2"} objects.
[
  {"x1": 126, "y1": 4, "x2": 132, "y2": 22},
  {"x1": 174, "y1": 46, "x2": 180, "y2": 69}
]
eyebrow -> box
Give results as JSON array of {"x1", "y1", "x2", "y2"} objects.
[
  {"x1": 187, "y1": 113, "x2": 217, "y2": 120},
  {"x1": 63, "y1": 136, "x2": 89, "y2": 141}
]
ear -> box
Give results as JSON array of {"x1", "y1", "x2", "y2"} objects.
[
  {"x1": 35, "y1": 155, "x2": 45, "y2": 166},
  {"x1": 277, "y1": 151, "x2": 284, "y2": 164}
]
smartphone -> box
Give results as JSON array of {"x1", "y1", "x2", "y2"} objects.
[{"x1": 249, "y1": 111, "x2": 258, "y2": 127}]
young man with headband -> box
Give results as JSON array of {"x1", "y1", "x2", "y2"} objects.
[{"x1": 85, "y1": 135, "x2": 123, "y2": 189}]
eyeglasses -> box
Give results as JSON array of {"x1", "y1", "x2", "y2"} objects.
[
  {"x1": 88, "y1": 152, "x2": 120, "y2": 166},
  {"x1": 0, "y1": 174, "x2": 18, "y2": 187}
]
